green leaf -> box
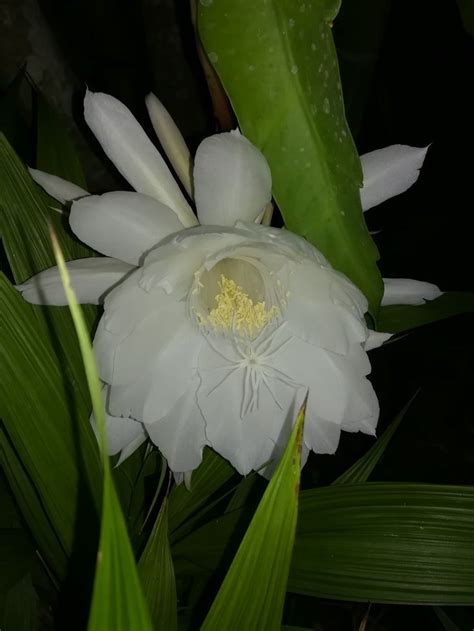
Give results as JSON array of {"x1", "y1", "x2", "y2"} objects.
[
  {"x1": 49, "y1": 232, "x2": 153, "y2": 631},
  {"x1": 333, "y1": 391, "x2": 419, "y2": 485},
  {"x1": 168, "y1": 448, "x2": 236, "y2": 540},
  {"x1": 378, "y1": 293, "x2": 474, "y2": 334},
  {"x1": 0, "y1": 429, "x2": 68, "y2": 579},
  {"x1": 174, "y1": 482, "x2": 474, "y2": 605},
  {"x1": 0, "y1": 530, "x2": 35, "y2": 592},
  {"x1": 0, "y1": 132, "x2": 95, "y2": 276},
  {"x1": 291, "y1": 483, "x2": 474, "y2": 604},
  {"x1": 0, "y1": 133, "x2": 102, "y2": 570},
  {"x1": 0, "y1": 276, "x2": 100, "y2": 572},
  {"x1": 201, "y1": 399, "x2": 306, "y2": 630},
  {"x1": 139, "y1": 499, "x2": 178, "y2": 631},
  {"x1": 0, "y1": 574, "x2": 38, "y2": 631},
  {"x1": 36, "y1": 96, "x2": 87, "y2": 189},
  {"x1": 198, "y1": 0, "x2": 383, "y2": 314}
]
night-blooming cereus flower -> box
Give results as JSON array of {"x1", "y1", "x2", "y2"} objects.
[{"x1": 18, "y1": 90, "x2": 440, "y2": 477}]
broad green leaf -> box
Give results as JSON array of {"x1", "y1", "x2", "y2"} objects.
[
  {"x1": 0, "y1": 276, "x2": 100, "y2": 570},
  {"x1": 378, "y1": 293, "x2": 474, "y2": 333},
  {"x1": 139, "y1": 499, "x2": 178, "y2": 630},
  {"x1": 50, "y1": 233, "x2": 152, "y2": 631},
  {"x1": 0, "y1": 530, "x2": 35, "y2": 592},
  {"x1": 333, "y1": 391, "x2": 419, "y2": 485},
  {"x1": 198, "y1": 0, "x2": 383, "y2": 314},
  {"x1": 201, "y1": 400, "x2": 305, "y2": 630},
  {"x1": 174, "y1": 483, "x2": 474, "y2": 605},
  {"x1": 0, "y1": 132, "x2": 95, "y2": 277},
  {"x1": 0, "y1": 574, "x2": 38, "y2": 631},
  {"x1": 291, "y1": 483, "x2": 474, "y2": 604},
  {"x1": 0, "y1": 133, "x2": 102, "y2": 570},
  {"x1": 87, "y1": 477, "x2": 153, "y2": 631},
  {"x1": 36, "y1": 96, "x2": 87, "y2": 189},
  {"x1": 0, "y1": 429, "x2": 68, "y2": 579},
  {"x1": 168, "y1": 448, "x2": 236, "y2": 540}
]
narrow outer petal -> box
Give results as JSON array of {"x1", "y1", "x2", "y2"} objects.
[
  {"x1": 145, "y1": 93, "x2": 193, "y2": 197},
  {"x1": 194, "y1": 130, "x2": 272, "y2": 226},
  {"x1": 70, "y1": 191, "x2": 184, "y2": 265},
  {"x1": 29, "y1": 167, "x2": 89, "y2": 204},
  {"x1": 84, "y1": 90, "x2": 198, "y2": 227},
  {"x1": 17, "y1": 257, "x2": 133, "y2": 305},
  {"x1": 382, "y1": 278, "x2": 442, "y2": 306},
  {"x1": 360, "y1": 145, "x2": 428, "y2": 211}
]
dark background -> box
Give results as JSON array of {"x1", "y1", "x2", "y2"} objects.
[{"x1": 1, "y1": 0, "x2": 473, "y2": 629}]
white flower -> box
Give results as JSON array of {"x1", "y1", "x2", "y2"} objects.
[{"x1": 18, "y1": 91, "x2": 440, "y2": 477}]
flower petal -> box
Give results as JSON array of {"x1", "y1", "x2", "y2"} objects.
[
  {"x1": 382, "y1": 278, "x2": 442, "y2": 306},
  {"x1": 145, "y1": 93, "x2": 193, "y2": 197},
  {"x1": 16, "y1": 257, "x2": 133, "y2": 305},
  {"x1": 28, "y1": 167, "x2": 89, "y2": 204},
  {"x1": 197, "y1": 335, "x2": 302, "y2": 475},
  {"x1": 90, "y1": 386, "x2": 147, "y2": 464},
  {"x1": 146, "y1": 376, "x2": 208, "y2": 472},
  {"x1": 98, "y1": 292, "x2": 203, "y2": 422},
  {"x1": 70, "y1": 191, "x2": 184, "y2": 265},
  {"x1": 365, "y1": 330, "x2": 392, "y2": 351},
  {"x1": 360, "y1": 145, "x2": 428, "y2": 211},
  {"x1": 83, "y1": 90, "x2": 197, "y2": 227},
  {"x1": 194, "y1": 130, "x2": 272, "y2": 226}
]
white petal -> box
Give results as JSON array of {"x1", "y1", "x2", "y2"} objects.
[
  {"x1": 70, "y1": 191, "x2": 184, "y2": 265},
  {"x1": 84, "y1": 90, "x2": 198, "y2": 227},
  {"x1": 145, "y1": 93, "x2": 193, "y2": 197},
  {"x1": 146, "y1": 376, "x2": 208, "y2": 472},
  {"x1": 365, "y1": 330, "x2": 392, "y2": 351},
  {"x1": 29, "y1": 167, "x2": 88, "y2": 204},
  {"x1": 90, "y1": 386, "x2": 147, "y2": 464},
  {"x1": 304, "y1": 415, "x2": 341, "y2": 454},
  {"x1": 16, "y1": 257, "x2": 133, "y2": 305},
  {"x1": 382, "y1": 278, "x2": 442, "y2": 306},
  {"x1": 360, "y1": 145, "x2": 428, "y2": 211},
  {"x1": 272, "y1": 328, "x2": 378, "y2": 438},
  {"x1": 194, "y1": 130, "x2": 272, "y2": 226},
  {"x1": 103, "y1": 299, "x2": 203, "y2": 422},
  {"x1": 197, "y1": 335, "x2": 301, "y2": 475}
]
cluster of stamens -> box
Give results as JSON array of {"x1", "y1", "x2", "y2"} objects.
[{"x1": 200, "y1": 274, "x2": 279, "y2": 336}]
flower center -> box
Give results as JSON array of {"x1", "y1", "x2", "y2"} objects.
[
  {"x1": 206, "y1": 274, "x2": 278, "y2": 336},
  {"x1": 191, "y1": 258, "x2": 280, "y2": 337}
]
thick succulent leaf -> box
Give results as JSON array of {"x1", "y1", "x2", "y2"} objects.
[
  {"x1": 138, "y1": 499, "x2": 178, "y2": 631},
  {"x1": 50, "y1": 233, "x2": 153, "y2": 631},
  {"x1": 201, "y1": 400, "x2": 305, "y2": 630},
  {"x1": 198, "y1": 0, "x2": 383, "y2": 314},
  {"x1": 333, "y1": 391, "x2": 418, "y2": 485},
  {"x1": 378, "y1": 292, "x2": 474, "y2": 333},
  {"x1": 36, "y1": 96, "x2": 88, "y2": 189}
]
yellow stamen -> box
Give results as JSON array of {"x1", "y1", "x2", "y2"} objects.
[{"x1": 205, "y1": 275, "x2": 278, "y2": 336}]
